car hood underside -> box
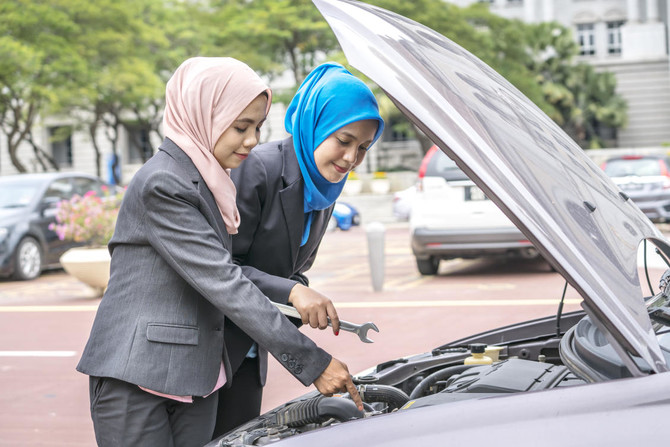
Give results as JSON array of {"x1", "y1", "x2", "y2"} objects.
[{"x1": 312, "y1": 0, "x2": 670, "y2": 375}]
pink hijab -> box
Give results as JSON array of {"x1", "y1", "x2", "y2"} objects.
[{"x1": 163, "y1": 57, "x2": 272, "y2": 234}]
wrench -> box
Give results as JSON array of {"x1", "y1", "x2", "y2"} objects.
[{"x1": 273, "y1": 302, "x2": 379, "y2": 343}]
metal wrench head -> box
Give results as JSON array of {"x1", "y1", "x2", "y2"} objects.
[
  {"x1": 335, "y1": 319, "x2": 380, "y2": 343},
  {"x1": 355, "y1": 322, "x2": 379, "y2": 343}
]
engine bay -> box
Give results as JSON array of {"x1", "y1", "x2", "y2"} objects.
[{"x1": 207, "y1": 274, "x2": 670, "y2": 447}]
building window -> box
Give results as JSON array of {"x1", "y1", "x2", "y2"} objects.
[
  {"x1": 49, "y1": 126, "x2": 73, "y2": 167},
  {"x1": 577, "y1": 23, "x2": 596, "y2": 56},
  {"x1": 607, "y1": 21, "x2": 624, "y2": 55},
  {"x1": 126, "y1": 126, "x2": 153, "y2": 163},
  {"x1": 478, "y1": 0, "x2": 494, "y2": 3},
  {"x1": 507, "y1": 0, "x2": 523, "y2": 4}
]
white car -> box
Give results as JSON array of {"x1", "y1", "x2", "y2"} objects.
[{"x1": 410, "y1": 146, "x2": 537, "y2": 275}]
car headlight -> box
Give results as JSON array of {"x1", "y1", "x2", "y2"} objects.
[{"x1": 0, "y1": 227, "x2": 8, "y2": 244}]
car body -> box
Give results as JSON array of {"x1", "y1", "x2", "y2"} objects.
[
  {"x1": 207, "y1": 1, "x2": 670, "y2": 446},
  {"x1": 328, "y1": 202, "x2": 361, "y2": 231},
  {"x1": 410, "y1": 145, "x2": 537, "y2": 274},
  {"x1": 391, "y1": 184, "x2": 415, "y2": 221},
  {"x1": 601, "y1": 154, "x2": 670, "y2": 222},
  {"x1": 0, "y1": 172, "x2": 113, "y2": 280}
]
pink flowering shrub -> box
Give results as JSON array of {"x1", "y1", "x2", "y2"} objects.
[{"x1": 49, "y1": 186, "x2": 125, "y2": 247}]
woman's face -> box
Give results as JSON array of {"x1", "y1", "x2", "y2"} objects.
[
  {"x1": 314, "y1": 119, "x2": 378, "y2": 183},
  {"x1": 213, "y1": 94, "x2": 268, "y2": 169}
]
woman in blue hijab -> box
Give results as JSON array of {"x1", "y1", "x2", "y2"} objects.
[{"x1": 212, "y1": 62, "x2": 384, "y2": 438}]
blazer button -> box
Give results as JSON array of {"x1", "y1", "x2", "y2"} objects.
[
  {"x1": 295, "y1": 367, "x2": 303, "y2": 374},
  {"x1": 288, "y1": 360, "x2": 296, "y2": 368},
  {"x1": 281, "y1": 354, "x2": 289, "y2": 362}
]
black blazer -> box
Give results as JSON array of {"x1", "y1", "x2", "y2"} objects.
[{"x1": 231, "y1": 137, "x2": 333, "y2": 384}]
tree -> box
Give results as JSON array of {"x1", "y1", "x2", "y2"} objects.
[
  {"x1": 366, "y1": 0, "x2": 549, "y2": 154},
  {"x1": 206, "y1": 0, "x2": 340, "y2": 85},
  {"x1": 0, "y1": 0, "x2": 87, "y2": 173},
  {"x1": 524, "y1": 22, "x2": 627, "y2": 148}
]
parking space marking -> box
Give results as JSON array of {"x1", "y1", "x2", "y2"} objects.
[
  {"x1": 0, "y1": 297, "x2": 581, "y2": 315},
  {"x1": 336, "y1": 299, "x2": 582, "y2": 308},
  {"x1": 0, "y1": 351, "x2": 77, "y2": 357},
  {"x1": 0, "y1": 305, "x2": 98, "y2": 312}
]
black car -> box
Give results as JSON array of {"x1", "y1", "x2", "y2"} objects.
[
  {"x1": 0, "y1": 172, "x2": 113, "y2": 280},
  {"x1": 207, "y1": 1, "x2": 670, "y2": 446}
]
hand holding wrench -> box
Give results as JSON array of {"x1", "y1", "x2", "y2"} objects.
[{"x1": 273, "y1": 302, "x2": 379, "y2": 343}]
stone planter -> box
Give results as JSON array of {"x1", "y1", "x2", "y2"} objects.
[
  {"x1": 342, "y1": 179, "x2": 363, "y2": 196},
  {"x1": 370, "y1": 178, "x2": 391, "y2": 194},
  {"x1": 60, "y1": 247, "x2": 111, "y2": 296}
]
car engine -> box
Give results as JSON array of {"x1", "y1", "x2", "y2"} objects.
[{"x1": 208, "y1": 275, "x2": 670, "y2": 447}]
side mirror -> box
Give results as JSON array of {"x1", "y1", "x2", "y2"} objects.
[{"x1": 40, "y1": 197, "x2": 61, "y2": 217}]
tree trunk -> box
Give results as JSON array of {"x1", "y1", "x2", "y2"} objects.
[
  {"x1": 27, "y1": 131, "x2": 58, "y2": 172},
  {"x1": 88, "y1": 121, "x2": 103, "y2": 179}
]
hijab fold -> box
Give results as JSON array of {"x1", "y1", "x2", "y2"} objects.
[
  {"x1": 284, "y1": 63, "x2": 384, "y2": 245},
  {"x1": 163, "y1": 57, "x2": 272, "y2": 234}
]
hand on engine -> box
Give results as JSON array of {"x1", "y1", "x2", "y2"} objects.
[{"x1": 313, "y1": 357, "x2": 363, "y2": 411}]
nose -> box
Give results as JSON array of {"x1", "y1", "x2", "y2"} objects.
[
  {"x1": 342, "y1": 145, "x2": 357, "y2": 164},
  {"x1": 243, "y1": 132, "x2": 259, "y2": 149}
]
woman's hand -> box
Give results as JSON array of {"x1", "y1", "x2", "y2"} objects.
[
  {"x1": 288, "y1": 284, "x2": 340, "y2": 335},
  {"x1": 313, "y1": 357, "x2": 364, "y2": 411}
]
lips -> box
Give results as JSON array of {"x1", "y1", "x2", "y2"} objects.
[
  {"x1": 235, "y1": 152, "x2": 249, "y2": 160},
  {"x1": 333, "y1": 163, "x2": 349, "y2": 174}
]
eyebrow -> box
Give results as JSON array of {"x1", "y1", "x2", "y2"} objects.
[
  {"x1": 340, "y1": 131, "x2": 373, "y2": 145},
  {"x1": 235, "y1": 117, "x2": 266, "y2": 125}
]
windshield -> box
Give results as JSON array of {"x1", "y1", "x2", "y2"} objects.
[
  {"x1": 604, "y1": 158, "x2": 665, "y2": 177},
  {"x1": 0, "y1": 184, "x2": 40, "y2": 208},
  {"x1": 426, "y1": 150, "x2": 470, "y2": 182}
]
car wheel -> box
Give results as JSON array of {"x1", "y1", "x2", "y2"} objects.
[
  {"x1": 13, "y1": 237, "x2": 43, "y2": 280},
  {"x1": 352, "y1": 214, "x2": 361, "y2": 226},
  {"x1": 416, "y1": 256, "x2": 439, "y2": 275}
]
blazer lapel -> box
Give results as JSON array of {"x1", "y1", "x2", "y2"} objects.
[
  {"x1": 159, "y1": 138, "x2": 230, "y2": 246},
  {"x1": 278, "y1": 138, "x2": 304, "y2": 266}
]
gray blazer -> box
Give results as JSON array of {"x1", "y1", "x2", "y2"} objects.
[
  {"x1": 76, "y1": 138, "x2": 331, "y2": 397},
  {"x1": 230, "y1": 137, "x2": 333, "y2": 385}
]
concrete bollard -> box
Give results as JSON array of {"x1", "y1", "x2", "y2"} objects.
[{"x1": 366, "y1": 221, "x2": 386, "y2": 292}]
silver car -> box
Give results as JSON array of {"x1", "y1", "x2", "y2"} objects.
[
  {"x1": 602, "y1": 154, "x2": 670, "y2": 222},
  {"x1": 207, "y1": 1, "x2": 670, "y2": 446},
  {"x1": 410, "y1": 145, "x2": 537, "y2": 275}
]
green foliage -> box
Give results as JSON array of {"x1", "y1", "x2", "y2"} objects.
[
  {"x1": 0, "y1": 0, "x2": 629, "y2": 172},
  {"x1": 205, "y1": 0, "x2": 338, "y2": 84},
  {"x1": 523, "y1": 22, "x2": 627, "y2": 148}
]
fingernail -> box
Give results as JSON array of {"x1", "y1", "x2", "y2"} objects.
[{"x1": 335, "y1": 330, "x2": 339, "y2": 336}]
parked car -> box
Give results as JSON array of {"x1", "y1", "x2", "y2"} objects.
[
  {"x1": 0, "y1": 172, "x2": 113, "y2": 280},
  {"x1": 207, "y1": 1, "x2": 670, "y2": 446},
  {"x1": 328, "y1": 202, "x2": 361, "y2": 231},
  {"x1": 410, "y1": 145, "x2": 537, "y2": 275},
  {"x1": 601, "y1": 154, "x2": 670, "y2": 222},
  {"x1": 391, "y1": 184, "x2": 416, "y2": 221}
]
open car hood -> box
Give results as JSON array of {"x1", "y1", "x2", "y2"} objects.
[{"x1": 313, "y1": 0, "x2": 670, "y2": 375}]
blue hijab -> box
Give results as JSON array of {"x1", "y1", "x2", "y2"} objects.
[{"x1": 284, "y1": 63, "x2": 385, "y2": 245}]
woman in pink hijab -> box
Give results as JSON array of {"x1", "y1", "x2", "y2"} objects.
[{"x1": 77, "y1": 57, "x2": 362, "y2": 447}]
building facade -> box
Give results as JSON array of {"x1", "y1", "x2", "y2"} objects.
[{"x1": 450, "y1": 0, "x2": 670, "y2": 148}]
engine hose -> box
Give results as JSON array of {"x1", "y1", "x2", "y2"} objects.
[
  {"x1": 358, "y1": 384, "x2": 410, "y2": 411},
  {"x1": 408, "y1": 364, "x2": 476, "y2": 400},
  {"x1": 275, "y1": 396, "x2": 364, "y2": 427}
]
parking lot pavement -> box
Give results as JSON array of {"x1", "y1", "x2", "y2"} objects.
[{"x1": 6, "y1": 207, "x2": 667, "y2": 444}]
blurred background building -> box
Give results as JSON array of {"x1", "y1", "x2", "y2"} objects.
[{"x1": 450, "y1": 0, "x2": 670, "y2": 148}]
